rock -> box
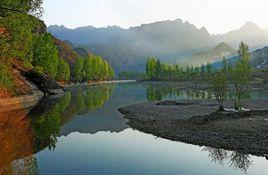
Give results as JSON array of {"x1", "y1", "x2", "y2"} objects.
[{"x1": 24, "y1": 71, "x2": 63, "y2": 95}]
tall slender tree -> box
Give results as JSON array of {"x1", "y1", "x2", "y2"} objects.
[
  {"x1": 74, "y1": 57, "x2": 84, "y2": 82},
  {"x1": 231, "y1": 42, "x2": 251, "y2": 110}
]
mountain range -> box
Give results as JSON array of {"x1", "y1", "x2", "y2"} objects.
[{"x1": 48, "y1": 19, "x2": 268, "y2": 73}]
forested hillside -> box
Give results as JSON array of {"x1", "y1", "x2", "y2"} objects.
[{"x1": 0, "y1": 1, "x2": 114, "y2": 98}]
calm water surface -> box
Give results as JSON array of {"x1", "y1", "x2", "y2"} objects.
[{"x1": 1, "y1": 82, "x2": 268, "y2": 175}]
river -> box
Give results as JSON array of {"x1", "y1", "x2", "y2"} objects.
[{"x1": 0, "y1": 82, "x2": 268, "y2": 175}]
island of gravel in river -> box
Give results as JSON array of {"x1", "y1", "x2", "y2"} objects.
[{"x1": 118, "y1": 99, "x2": 268, "y2": 158}]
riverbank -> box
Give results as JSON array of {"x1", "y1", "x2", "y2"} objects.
[
  {"x1": 0, "y1": 80, "x2": 136, "y2": 110},
  {"x1": 62, "y1": 80, "x2": 136, "y2": 90},
  {"x1": 119, "y1": 99, "x2": 268, "y2": 158},
  {"x1": 0, "y1": 91, "x2": 44, "y2": 111}
]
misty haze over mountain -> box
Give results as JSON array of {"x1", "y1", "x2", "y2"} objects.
[{"x1": 48, "y1": 19, "x2": 268, "y2": 73}]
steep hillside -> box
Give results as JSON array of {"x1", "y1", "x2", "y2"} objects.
[{"x1": 183, "y1": 42, "x2": 236, "y2": 66}]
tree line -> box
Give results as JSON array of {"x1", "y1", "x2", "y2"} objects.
[
  {"x1": 33, "y1": 33, "x2": 114, "y2": 82},
  {"x1": 145, "y1": 42, "x2": 251, "y2": 111},
  {"x1": 73, "y1": 55, "x2": 114, "y2": 82},
  {"x1": 145, "y1": 58, "x2": 215, "y2": 81}
]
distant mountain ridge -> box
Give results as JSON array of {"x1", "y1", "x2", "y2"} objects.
[
  {"x1": 215, "y1": 22, "x2": 268, "y2": 49},
  {"x1": 48, "y1": 19, "x2": 268, "y2": 73},
  {"x1": 183, "y1": 42, "x2": 236, "y2": 67}
]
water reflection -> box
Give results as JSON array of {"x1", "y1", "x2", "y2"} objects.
[
  {"x1": 145, "y1": 84, "x2": 268, "y2": 102},
  {"x1": 203, "y1": 147, "x2": 253, "y2": 173},
  {"x1": 73, "y1": 84, "x2": 115, "y2": 114},
  {"x1": 145, "y1": 85, "x2": 213, "y2": 101},
  {"x1": 0, "y1": 82, "x2": 267, "y2": 175},
  {"x1": 0, "y1": 108, "x2": 34, "y2": 175},
  {"x1": 29, "y1": 92, "x2": 72, "y2": 151},
  {"x1": 0, "y1": 84, "x2": 115, "y2": 175},
  {"x1": 11, "y1": 156, "x2": 39, "y2": 175},
  {"x1": 29, "y1": 84, "x2": 115, "y2": 152}
]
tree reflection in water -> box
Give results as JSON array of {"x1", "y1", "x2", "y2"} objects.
[
  {"x1": 78, "y1": 84, "x2": 115, "y2": 114},
  {"x1": 229, "y1": 151, "x2": 252, "y2": 173},
  {"x1": 146, "y1": 85, "x2": 213, "y2": 101},
  {"x1": 145, "y1": 84, "x2": 258, "y2": 102},
  {"x1": 30, "y1": 92, "x2": 72, "y2": 151},
  {"x1": 0, "y1": 84, "x2": 115, "y2": 174},
  {"x1": 30, "y1": 84, "x2": 115, "y2": 152},
  {"x1": 203, "y1": 147, "x2": 253, "y2": 173}
]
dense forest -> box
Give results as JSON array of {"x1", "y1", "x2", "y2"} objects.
[{"x1": 0, "y1": 0, "x2": 114, "y2": 97}]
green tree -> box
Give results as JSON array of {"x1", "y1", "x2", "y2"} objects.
[
  {"x1": 33, "y1": 33, "x2": 59, "y2": 79},
  {"x1": 0, "y1": 13, "x2": 34, "y2": 67},
  {"x1": 231, "y1": 42, "x2": 251, "y2": 110},
  {"x1": 155, "y1": 59, "x2": 161, "y2": 80},
  {"x1": 222, "y1": 57, "x2": 228, "y2": 73},
  {"x1": 74, "y1": 57, "x2": 84, "y2": 82},
  {"x1": 108, "y1": 65, "x2": 114, "y2": 80},
  {"x1": 56, "y1": 58, "x2": 70, "y2": 82},
  {"x1": 83, "y1": 57, "x2": 92, "y2": 81},
  {"x1": 83, "y1": 55, "x2": 114, "y2": 82},
  {"x1": 210, "y1": 71, "x2": 228, "y2": 111},
  {"x1": 206, "y1": 62, "x2": 212, "y2": 76},
  {"x1": 146, "y1": 58, "x2": 157, "y2": 80}
]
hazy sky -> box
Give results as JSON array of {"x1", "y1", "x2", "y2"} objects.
[{"x1": 43, "y1": 0, "x2": 268, "y2": 34}]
